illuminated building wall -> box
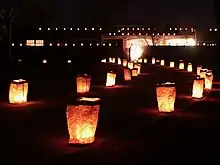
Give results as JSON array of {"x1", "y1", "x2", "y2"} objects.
[
  {"x1": 13, "y1": 27, "x2": 218, "y2": 49},
  {"x1": 123, "y1": 34, "x2": 196, "y2": 61},
  {"x1": 124, "y1": 35, "x2": 196, "y2": 48}
]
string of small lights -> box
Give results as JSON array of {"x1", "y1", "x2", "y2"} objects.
[
  {"x1": 12, "y1": 27, "x2": 218, "y2": 47},
  {"x1": 12, "y1": 42, "x2": 216, "y2": 47},
  {"x1": 37, "y1": 27, "x2": 218, "y2": 32},
  {"x1": 11, "y1": 42, "x2": 118, "y2": 47}
]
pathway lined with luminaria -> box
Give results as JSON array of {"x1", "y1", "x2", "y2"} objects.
[{"x1": 1, "y1": 59, "x2": 220, "y2": 165}]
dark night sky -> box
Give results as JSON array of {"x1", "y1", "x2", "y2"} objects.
[{"x1": 11, "y1": 0, "x2": 216, "y2": 28}]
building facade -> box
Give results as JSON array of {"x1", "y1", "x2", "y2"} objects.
[{"x1": 11, "y1": 26, "x2": 218, "y2": 48}]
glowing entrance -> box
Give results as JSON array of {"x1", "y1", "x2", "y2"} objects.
[{"x1": 130, "y1": 44, "x2": 144, "y2": 61}]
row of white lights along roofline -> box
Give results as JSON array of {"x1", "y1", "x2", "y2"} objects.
[
  {"x1": 9, "y1": 57, "x2": 212, "y2": 145},
  {"x1": 119, "y1": 27, "x2": 195, "y2": 32},
  {"x1": 38, "y1": 27, "x2": 218, "y2": 32},
  {"x1": 120, "y1": 27, "x2": 217, "y2": 32},
  {"x1": 12, "y1": 41, "x2": 217, "y2": 47},
  {"x1": 12, "y1": 41, "x2": 118, "y2": 47},
  {"x1": 17, "y1": 59, "x2": 72, "y2": 64},
  {"x1": 108, "y1": 32, "x2": 194, "y2": 36},
  {"x1": 38, "y1": 27, "x2": 103, "y2": 31}
]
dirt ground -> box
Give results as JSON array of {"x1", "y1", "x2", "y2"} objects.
[{"x1": 0, "y1": 62, "x2": 220, "y2": 165}]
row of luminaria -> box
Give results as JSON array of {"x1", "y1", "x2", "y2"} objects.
[
  {"x1": 8, "y1": 57, "x2": 213, "y2": 146},
  {"x1": 101, "y1": 57, "x2": 213, "y2": 97}
]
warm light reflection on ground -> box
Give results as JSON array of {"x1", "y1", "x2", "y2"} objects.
[
  {"x1": 0, "y1": 100, "x2": 62, "y2": 111},
  {"x1": 202, "y1": 97, "x2": 220, "y2": 102},
  {"x1": 139, "y1": 73, "x2": 153, "y2": 76},
  {"x1": 139, "y1": 108, "x2": 205, "y2": 119},
  {"x1": 177, "y1": 94, "x2": 211, "y2": 102},
  {"x1": 3, "y1": 101, "x2": 45, "y2": 108},
  {"x1": 212, "y1": 82, "x2": 220, "y2": 85},
  {"x1": 32, "y1": 134, "x2": 108, "y2": 156},
  {"x1": 93, "y1": 85, "x2": 130, "y2": 89},
  {"x1": 212, "y1": 88, "x2": 220, "y2": 91}
]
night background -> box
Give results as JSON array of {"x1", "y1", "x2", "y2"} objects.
[
  {"x1": 0, "y1": 0, "x2": 220, "y2": 165},
  {"x1": 0, "y1": 0, "x2": 218, "y2": 27}
]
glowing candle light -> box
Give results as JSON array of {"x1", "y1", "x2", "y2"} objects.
[
  {"x1": 205, "y1": 70, "x2": 213, "y2": 90},
  {"x1": 187, "y1": 63, "x2": 193, "y2": 72},
  {"x1": 9, "y1": 79, "x2": 28, "y2": 104},
  {"x1": 117, "y1": 58, "x2": 121, "y2": 65},
  {"x1": 66, "y1": 97, "x2": 101, "y2": 145},
  {"x1": 170, "y1": 61, "x2": 175, "y2": 68},
  {"x1": 124, "y1": 69, "x2": 131, "y2": 81},
  {"x1": 131, "y1": 68, "x2": 138, "y2": 77},
  {"x1": 152, "y1": 57, "x2": 156, "y2": 64},
  {"x1": 76, "y1": 74, "x2": 91, "y2": 93},
  {"x1": 192, "y1": 77, "x2": 204, "y2": 99},
  {"x1": 197, "y1": 65, "x2": 202, "y2": 75},
  {"x1": 123, "y1": 59, "x2": 128, "y2": 67},
  {"x1": 106, "y1": 72, "x2": 116, "y2": 87},
  {"x1": 179, "y1": 60, "x2": 184, "y2": 70},
  {"x1": 128, "y1": 62, "x2": 134, "y2": 69},
  {"x1": 156, "y1": 82, "x2": 176, "y2": 112}
]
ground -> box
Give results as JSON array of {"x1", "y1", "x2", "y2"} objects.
[{"x1": 0, "y1": 62, "x2": 220, "y2": 165}]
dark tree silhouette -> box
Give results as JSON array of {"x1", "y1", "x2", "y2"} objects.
[
  {"x1": 214, "y1": 0, "x2": 219, "y2": 27},
  {"x1": 0, "y1": 0, "x2": 20, "y2": 60},
  {"x1": 142, "y1": 34, "x2": 163, "y2": 46}
]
